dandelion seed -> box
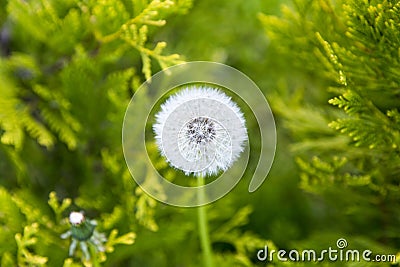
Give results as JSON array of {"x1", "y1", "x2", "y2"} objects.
[{"x1": 153, "y1": 86, "x2": 247, "y2": 177}]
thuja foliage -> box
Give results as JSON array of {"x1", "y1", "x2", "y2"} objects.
[
  {"x1": 261, "y1": 0, "x2": 400, "y2": 264},
  {"x1": 1, "y1": 190, "x2": 135, "y2": 266},
  {"x1": 5, "y1": 0, "x2": 400, "y2": 265},
  {"x1": 0, "y1": 0, "x2": 275, "y2": 266},
  {"x1": 0, "y1": 0, "x2": 191, "y2": 266},
  {"x1": 1, "y1": 0, "x2": 186, "y2": 152}
]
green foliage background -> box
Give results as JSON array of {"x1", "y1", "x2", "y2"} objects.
[{"x1": 0, "y1": 0, "x2": 399, "y2": 266}]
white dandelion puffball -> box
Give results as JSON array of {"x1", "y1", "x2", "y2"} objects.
[{"x1": 153, "y1": 86, "x2": 248, "y2": 177}]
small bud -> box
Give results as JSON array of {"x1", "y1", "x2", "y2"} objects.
[{"x1": 69, "y1": 211, "x2": 85, "y2": 225}]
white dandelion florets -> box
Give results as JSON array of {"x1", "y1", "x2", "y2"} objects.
[
  {"x1": 69, "y1": 211, "x2": 85, "y2": 225},
  {"x1": 153, "y1": 86, "x2": 247, "y2": 177}
]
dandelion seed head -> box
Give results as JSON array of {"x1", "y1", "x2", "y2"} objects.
[{"x1": 153, "y1": 86, "x2": 247, "y2": 177}]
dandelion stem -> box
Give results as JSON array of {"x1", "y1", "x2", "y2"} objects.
[{"x1": 197, "y1": 176, "x2": 214, "y2": 267}]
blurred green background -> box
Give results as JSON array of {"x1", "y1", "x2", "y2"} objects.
[{"x1": 0, "y1": 0, "x2": 399, "y2": 266}]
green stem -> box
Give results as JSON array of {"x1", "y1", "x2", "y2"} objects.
[{"x1": 197, "y1": 176, "x2": 214, "y2": 267}]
